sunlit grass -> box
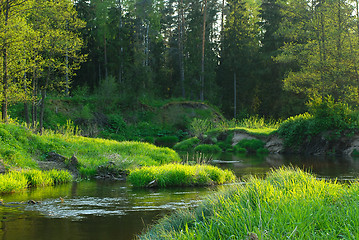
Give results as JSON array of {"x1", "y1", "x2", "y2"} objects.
[
  {"x1": 139, "y1": 167, "x2": 359, "y2": 239},
  {"x1": 129, "y1": 164, "x2": 236, "y2": 188},
  {"x1": 0, "y1": 169, "x2": 72, "y2": 194},
  {"x1": 0, "y1": 122, "x2": 181, "y2": 179}
]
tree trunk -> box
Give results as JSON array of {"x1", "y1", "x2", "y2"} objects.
[
  {"x1": 32, "y1": 74, "x2": 38, "y2": 127},
  {"x1": 234, "y1": 72, "x2": 237, "y2": 118},
  {"x1": 118, "y1": 0, "x2": 123, "y2": 83},
  {"x1": 1, "y1": 0, "x2": 10, "y2": 123},
  {"x1": 39, "y1": 89, "x2": 46, "y2": 135},
  {"x1": 104, "y1": 33, "x2": 108, "y2": 80},
  {"x1": 178, "y1": 0, "x2": 185, "y2": 98},
  {"x1": 200, "y1": 0, "x2": 207, "y2": 101},
  {"x1": 39, "y1": 71, "x2": 50, "y2": 135},
  {"x1": 24, "y1": 71, "x2": 30, "y2": 125}
]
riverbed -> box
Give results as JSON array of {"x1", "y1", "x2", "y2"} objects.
[{"x1": 1, "y1": 154, "x2": 359, "y2": 240}]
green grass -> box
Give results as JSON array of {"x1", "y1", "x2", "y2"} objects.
[
  {"x1": 194, "y1": 144, "x2": 222, "y2": 154},
  {"x1": 139, "y1": 167, "x2": 359, "y2": 239},
  {"x1": 128, "y1": 164, "x2": 236, "y2": 188},
  {"x1": 0, "y1": 122, "x2": 181, "y2": 179},
  {"x1": 173, "y1": 137, "x2": 200, "y2": 151},
  {"x1": 0, "y1": 169, "x2": 72, "y2": 194},
  {"x1": 235, "y1": 139, "x2": 266, "y2": 153}
]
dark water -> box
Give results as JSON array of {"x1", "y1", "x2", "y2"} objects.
[{"x1": 1, "y1": 154, "x2": 359, "y2": 240}]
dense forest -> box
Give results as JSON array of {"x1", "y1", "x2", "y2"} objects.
[{"x1": 2, "y1": 0, "x2": 359, "y2": 124}]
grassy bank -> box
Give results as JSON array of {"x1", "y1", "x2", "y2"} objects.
[
  {"x1": 0, "y1": 169, "x2": 72, "y2": 194},
  {"x1": 139, "y1": 167, "x2": 359, "y2": 239},
  {"x1": 0, "y1": 122, "x2": 181, "y2": 180},
  {"x1": 129, "y1": 164, "x2": 236, "y2": 188}
]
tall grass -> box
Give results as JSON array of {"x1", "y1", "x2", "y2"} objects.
[
  {"x1": 139, "y1": 167, "x2": 359, "y2": 239},
  {"x1": 0, "y1": 169, "x2": 72, "y2": 194},
  {"x1": 129, "y1": 164, "x2": 236, "y2": 188},
  {"x1": 0, "y1": 122, "x2": 181, "y2": 179},
  {"x1": 190, "y1": 116, "x2": 280, "y2": 138}
]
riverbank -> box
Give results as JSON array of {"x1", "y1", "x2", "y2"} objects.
[
  {"x1": 0, "y1": 122, "x2": 182, "y2": 193},
  {"x1": 139, "y1": 167, "x2": 359, "y2": 239}
]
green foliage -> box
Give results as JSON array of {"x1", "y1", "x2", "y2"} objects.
[
  {"x1": 128, "y1": 164, "x2": 236, "y2": 188},
  {"x1": 173, "y1": 137, "x2": 200, "y2": 151},
  {"x1": 233, "y1": 145, "x2": 247, "y2": 154},
  {"x1": 155, "y1": 136, "x2": 179, "y2": 148},
  {"x1": 278, "y1": 96, "x2": 358, "y2": 147},
  {"x1": 216, "y1": 142, "x2": 233, "y2": 152},
  {"x1": 307, "y1": 96, "x2": 354, "y2": 131},
  {"x1": 194, "y1": 144, "x2": 222, "y2": 154},
  {"x1": 256, "y1": 148, "x2": 269, "y2": 155},
  {"x1": 139, "y1": 167, "x2": 359, "y2": 239},
  {"x1": 235, "y1": 139, "x2": 265, "y2": 153},
  {"x1": 190, "y1": 118, "x2": 214, "y2": 137},
  {"x1": 0, "y1": 169, "x2": 72, "y2": 194},
  {"x1": 277, "y1": 112, "x2": 313, "y2": 147}
]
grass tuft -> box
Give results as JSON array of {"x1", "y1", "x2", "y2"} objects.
[
  {"x1": 0, "y1": 169, "x2": 72, "y2": 194},
  {"x1": 128, "y1": 164, "x2": 236, "y2": 188},
  {"x1": 139, "y1": 167, "x2": 359, "y2": 239}
]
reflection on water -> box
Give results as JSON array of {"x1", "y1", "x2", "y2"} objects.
[
  {"x1": 214, "y1": 153, "x2": 359, "y2": 180},
  {"x1": 0, "y1": 181, "x2": 216, "y2": 240},
  {"x1": 1, "y1": 154, "x2": 359, "y2": 240}
]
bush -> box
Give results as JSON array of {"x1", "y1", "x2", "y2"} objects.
[
  {"x1": 128, "y1": 164, "x2": 236, "y2": 188},
  {"x1": 256, "y1": 147, "x2": 269, "y2": 155},
  {"x1": 278, "y1": 96, "x2": 359, "y2": 148},
  {"x1": 216, "y1": 142, "x2": 233, "y2": 152},
  {"x1": 190, "y1": 118, "x2": 214, "y2": 137},
  {"x1": 235, "y1": 139, "x2": 265, "y2": 153},
  {"x1": 233, "y1": 145, "x2": 247, "y2": 154},
  {"x1": 174, "y1": 137, "x2": 200, "y2": 151},
  {"x1": 277, "y1": 112, "x2": 313, "y2": 147},
  {"x1": 194, "y1": 144, "x2": 222, "y2": 154},
  {"x1": 155, "y1": 136, "x2": 179, "y2": 148}
]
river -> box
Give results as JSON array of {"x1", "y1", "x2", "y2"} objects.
[{"x1": 1, "y1": 154, "x2": 359, "y2": 240}]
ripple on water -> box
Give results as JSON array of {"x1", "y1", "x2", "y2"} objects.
[{"x1": 24, "y1": 197, "x2": 127, "y2": 220}]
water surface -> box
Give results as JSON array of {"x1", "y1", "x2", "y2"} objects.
[{"x1": 1, "y1": 154, "x2": 359, "y2": 240}]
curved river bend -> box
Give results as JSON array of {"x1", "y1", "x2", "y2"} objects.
[{"x1": 1, "y1": 154, "x2": 359, "y2": 240}]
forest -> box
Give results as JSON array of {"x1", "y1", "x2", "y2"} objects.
[{"x1": 2, "y1": 0, "x2": 359, "y2": 123}]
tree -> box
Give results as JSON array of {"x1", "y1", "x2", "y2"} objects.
[
  {"x1": 275, "y1": 0, "x2": 359, "y2": 105},
  {"x1": 218, "y1": 0, "x2": 261, "y2": 117}
]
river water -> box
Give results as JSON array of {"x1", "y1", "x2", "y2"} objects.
[{"x1": 1, "y1": 154, "x2": 359, "y2": 240}]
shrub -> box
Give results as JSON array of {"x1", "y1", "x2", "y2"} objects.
[
  {"x1": 194, "y1": 144, "x2": 222, "y2": 154},
  {"x1": 256, "y1": 147, "x2": 269, "y2": 155},
  {"x1": 216, "y1": 142, "x2": 233, "y2": 152},
  {"x1": 174, "y1": 137, "x2": 200, "y2": 151},
  {"x1": 129, "y1": 164, "x2": 236, "y2": 188},
  {"x1": 233, "y1": 145, "x2": 247, "y2": 154},
  {"x1": 155, "y1": 136, "x2": 179, "y2": 148},
  {"x1": 235, "y1": 139, "x2": 265, "y2": 153},
  {"x1": 190, "y1": 118, "x2": 214, "y2": 137}
]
